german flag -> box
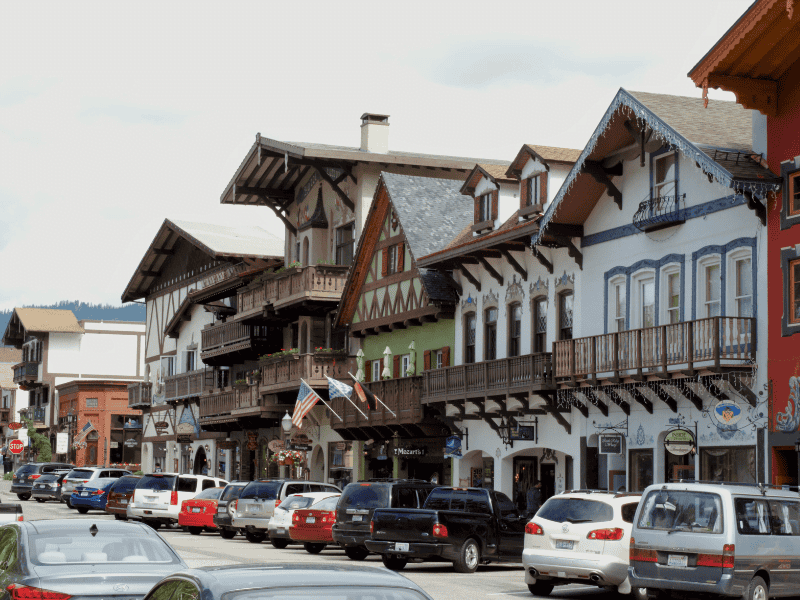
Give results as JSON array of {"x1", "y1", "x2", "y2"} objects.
[{"x1": 353, "y1": 380, "x2": 377, "y2": 411}]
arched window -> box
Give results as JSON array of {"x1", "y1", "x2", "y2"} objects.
[
  {"x1": 485, "y1": 308, "x2": 498, "y2": 361},
  {"x1": 532, "y1": 296, "x2": 548, "y2": 353},
  {"x1": 464, "y1": 313, "x2": 476, "y2": 364},
  {"x1": 508, "y1": 303, "x2": 522, "y2": 357}
]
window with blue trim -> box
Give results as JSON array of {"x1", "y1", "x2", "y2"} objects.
[{"x1": 653, "y1": 152, "x2": 677, "y2": 199}]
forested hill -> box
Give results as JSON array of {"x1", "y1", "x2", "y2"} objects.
[{"x1": 0, "y1": 301, "x2": 145, "y2": 341}]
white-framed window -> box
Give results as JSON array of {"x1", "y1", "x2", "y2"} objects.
[
  {"x1": 609, "y1": 277, "x2": 626, "y2": 332},
  {"x1": 728, "y1": 249, "x2": 753, "y2": 318},
  {"x1": 700, "y1": 258, "x2": 722, "y2": 318},
  {"x1": 435, "y1": 350, "x2": 443, "y2": 369},
  {"x1": 401, "y1": 354, "x2": 411, "y2": 377},
  {"x1": 371, "y1": 360, "x2": 381, "y2": 381},
  {"x1": 661, "y1": 265, "x2": 681, "y2": 325},
  {"x1": 654, "y1": 152, "x2": 677, "y2": 198},
  {"x1": 159, "y1": 356, "x2": 175, "y2": 382},
  {"x1": 631, "y1": 271, "x2": 656, "y2": 328}
]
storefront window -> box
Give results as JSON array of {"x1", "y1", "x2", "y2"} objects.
[
  {"x1": 701, "y1": 446, "x2": 756, "y2": 483},
  {"x1": 665, "y1": 451, "x2": 694, "y2": 483},
  {"x1": 328, "y1": 441, "x2": 353, "y2": 489},
  {"x1": 629, "y1": 449, "x2": 653, "y2": 492}
]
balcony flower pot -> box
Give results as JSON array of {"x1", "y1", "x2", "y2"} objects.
[{"x1": 234, "y1": 381, "x2": 249, "y2": 391}]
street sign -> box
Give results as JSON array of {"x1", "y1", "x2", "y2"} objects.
[
  {"x1": 7, "y1": 423, "x2": 22, "y2": 431},
  {"x1": 8, "y1": 440, "x2": 24, "y2": 455},
  {"x1": 56, "y1": 432, "x2": 69, "y2": 454}
]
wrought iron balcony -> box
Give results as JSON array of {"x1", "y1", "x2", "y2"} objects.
[
  {"x1": 331, "y1": 376, "x2": 423, "y2": 432},
  {"x1": 421, "y1": 353, "x2": 553, "y2": 403},
  {"x1": 633, "y1": 193, "x2": 686, "y2": 232},
  {"x1": 258, "y1": 352, "x2": 356, "y2": 394},
  {"x1": 163, "y1": 369, "x2": 207, "y2": 402},
  {"x1": 12, "y1": 361, "x2": 39, "y2": 385},
  {"x1": 553, "y1": 316, "x2": 755, "y2": 383},
  {"x1": 128, "y1": 382, "x2": 152, "y2": 408},
  {"x1": 201, "y1": 321, "x2": 273, "y2": 364}
]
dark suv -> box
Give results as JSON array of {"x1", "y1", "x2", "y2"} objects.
[
  {"x1": 12, "y1": 462, "x2": 75, "y2": 500},
  {"x1": 213, "y1": 482, "x2": 247, "y2": 539},
  {"x1": 332, "y1": 478, "x2": 439, "y2": 560}
]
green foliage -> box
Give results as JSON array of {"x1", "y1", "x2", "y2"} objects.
[
  {"x1": 275, "y1": 261, "x2": 302, "y2": 274},
  {"x1": 20, "y1": 416, "x2": 51, "y2": 462},
  {"x1": 134, "y1": 470, "x2": 144, "y2": 476},
  {"x1": 3, "y1": 473, "x2": 11, "y2": 481},
  {"x1": 259, "y1": 348, "x2": 298, "y2": 360}
]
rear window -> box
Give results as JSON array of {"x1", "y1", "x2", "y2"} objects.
[
  {"x1": 194, "y1": 487, "x2": 224, "y2": 500},
  {"x1": 537, "y1": 498, "x2": 614, "y2": 524},
  {"x1": 638, "y1": 490, "x2": 722, "y2": 533},
  {"x1": 29, "y1": 530, "x2": 181, "y2": 565},
  {"x1": 240, "y1": 482, "x2": 280, "y2": 500},
  {"x1": 110, "y1": 477, "x2": 140, "y2": 495},
  {"x1": 67, "y1": 469, "x2": 95, "y2": 479},
  {"x1": 313, "y1": 496, "x2": 340, "y2": 511},
  {"x1": 16, "y1": 465, "x2": 38, "y2": 476},
  {"x1": 221, "y1": 485, "x2": 245, "y2": 502},
  {"x1": 281, "y1": 495, "x2": 314, "y2": 510},
  {"x1": 36, "y1": 474, "x2": 60, "y2": 483},
  {"x1": 424, "y1": 489, "x2": 491, "y2": 514},
  {"x1": 138, "y1": 475, "x2": 177, "y2": 491},
  {"x1": 339, "y1": 483, "x2": 389, "y2": 509},
  {"x1": 177, "y1": 477, "x2": 197, "y2": 493}
]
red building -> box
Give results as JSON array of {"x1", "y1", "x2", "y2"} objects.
[
  {"x1": 56, "y1": 380, "x2": 142, "y2": 469},
  {"x1": 690, "y1": 0, "x2": 800, "y2": 484}
]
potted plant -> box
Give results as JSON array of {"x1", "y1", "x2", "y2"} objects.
[{"x1": 234, "y1": 378, "x2": 249, "y2": 391}]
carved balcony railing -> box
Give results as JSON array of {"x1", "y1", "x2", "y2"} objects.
[
  {"x1": 201, "y1": 321, "x2": 272, "y2": 362},
  {"x1": 128, "y1": 382, "x2": 153, "y2": 408},
  {"x1": 19, "y1": 406, "x2": 45, "y2": 424},
  {"x1": 633, "y1": 193, "x2": 686, "y2": 232},
  {"x1": 331, "y1": 376, "x2": 422, "y2": 431},
  {"x1": 164, "y1": 369, "x2": 207, "y2": 402},
  {"x1": 198, "y1": 385, "x2": 264, "y2": 422},
  {"x1": 258, "y1": 352, "x2": 356, "y2": 394},
  {"x1": 553, "y1": 316, "x2": 756, "y2": 382},
  {"x1": 421, "y1": 353, "x2": 553, "y2": 403},
  {"x1": 12, "y1": 361, "x2": 39, "y2": 385}
]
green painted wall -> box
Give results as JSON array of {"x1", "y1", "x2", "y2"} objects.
[{"x1": 362, "y1": 319, "x2": 454, "y2": 373}]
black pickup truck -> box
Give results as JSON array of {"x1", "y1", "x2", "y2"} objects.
[{"x1": 365, "y1": 486, "x2": 527, "y2": 573}]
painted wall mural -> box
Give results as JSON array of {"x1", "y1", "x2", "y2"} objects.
[{"x1": 775, "y1": 375, "x2": 800, "y2": 433}]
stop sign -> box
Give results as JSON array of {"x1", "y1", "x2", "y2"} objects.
[{"x1": 8, "y1": 440, "x2": 24, "y2": 455}]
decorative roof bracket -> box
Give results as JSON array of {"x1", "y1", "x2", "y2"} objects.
[
  {"x1": 531, "y1": 247, "x2": 554, "y2": 274},
  {"x1": 553, "y1": 236, "x2": 583, "y2": 270},
  {"x1": 583, "y1": 160, "x2": 623, "y2": 210},
  {"x1": 743, "y1": 190, "x2": 767, "y2": 226},
  {"x1": 581, "y1": 388, "x2": 608, "y2": 417},
  {"x1": 477, "y1": 256, "x2": 504, "y2": 286},
  {"x1": 458, "y1": 265, "x2": 481, "y2": 292},
  {"x1": 500, "y1": 249, "x2": 528, "y2": 281},
  {"x1": 315, "y1": 167, "x2": 355, "y2": 212}
]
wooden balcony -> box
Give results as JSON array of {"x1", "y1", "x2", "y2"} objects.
[
  {"x1": 331, "y1": 376, "x2": 423, "y2": 433},
  {"x1": 199, "y1": 385, "x2": 262, "y2": 423},
  {"x1": 200, "y1": 321, "x2": 273, "y2": 364},
  {"x1": 19, "y1": 406, "x2": 45, "y2": 427},
  {"x1": 12, "y1": 361, "x2": 39, "y2": 385},
  {"x1": 259, "y1": 352, "x2": 356, "y2": 394},
  {"x1": 421, "y1": 353, "x2": 554, "y2": 403},
  {"x1": 0, "y1": 408, "x2": 11, "y2": 426},
  {"x1": 553, "y1": 316, "x2": 756, "y2": 384},
  {"x1": 164, "y1": 369, "x2": 207, "y2": 402},
  {"x1": 128, "y1": 382, "x2": 152, "y2": 408}
]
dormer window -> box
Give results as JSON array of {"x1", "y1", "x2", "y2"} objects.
[
  {"x1": 520, "y1": 173, "x2": 547, "y2": 218},
  {"x1": 473, "y1": 191, "x2": 498, "y2": 233},
  {"x1": 478, "y1": 193, "x2": 492, "y2": 222}
]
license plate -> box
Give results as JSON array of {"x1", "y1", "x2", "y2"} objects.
[
  {"x1": 145, "y1": 496, "x2": 157, "y2": 503},
  {"x1": 34, "y1": 485, "x2": 43, "y2": 489},
  {"x1": 555, "y1": 540, "x2": 574, "y2": 550},
  {"x1": 668, "y1": 554, "x2": 688, "y2": 567},
  {"x1": 81, "y1": 492, "x2": 88, "y2": 497},
  {"x1": 352, "y1": 515, "x2": 362, "y2": 522},
  {"x1": 277, "y1": 528, "x2": 285, "y2": 534},
  {"x1": 192, "y1": 507, "x2": 202, "y2": 513},
  {"x1": 394, "y1": 542, "x2": 409, "y2": 552},
  {"x1": 306, "y1": 516, "x2": 316, "y2": 523},
  {"x1": 120, "y1": 499, "x2": 128, "y2": 505},
  {"x1": 248, "y1": 505, "x2": 260, "y2": 513}
]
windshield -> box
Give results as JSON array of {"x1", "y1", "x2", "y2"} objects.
[
  {"x1": 230, "y1": 587, "x2": 429, "y2": 600},
  {"x1": 138, "y1": 475, "x2": 176, "y2": 492},
  {"x1": 221, "y1": 485, "x2": 245, "y2": 501},
  {"x1": 29, "y1": 531, "x2": 181, "y2": 565},
  {"x1": 110, "y1": 477, "x2": 140, "y2": 494},
  {"x1": 194, "y1": 487, "x2": 224, "y2": 500},
  {"x1": 67, "y1": 469, "x2": 95, "y2": 479},
  {"x1": 339, "y1": 484, "x2": 389, "y2": 509},
  {"x1": 240, "y1": 482, "x2": 280, "y2": 500},
  {"x1": 537, "y1": 498, "x2": 614, "y2": 524},
  {"x1": 312, "y1": 496, "x2": 340, "y2": 512},
  {"x1": 638, "y1": 490, "x2": 723, "y2": 533}
]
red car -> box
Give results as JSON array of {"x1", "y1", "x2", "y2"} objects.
[
  {"x1": 289, "y1": 495, "x2": 340, "y2": 553},
  {"x1": 178, "y1": 486, "x2": 225, "y2": 535}
]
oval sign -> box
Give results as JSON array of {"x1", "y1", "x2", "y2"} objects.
[
  {"x1": 7, "y1": 423, "x2": 22, "y2": 431},
  {"x1": 664, "y1": 428, "x2": 695, "y2": 456},
  {"x1": 268, "y1": 439, "x2": 284, "y2": 453},
  {"x1": 713, "y1": 400, "x2": 743, "y2": 426}
]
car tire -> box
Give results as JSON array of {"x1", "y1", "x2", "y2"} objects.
[
  {"x1": 527, "y1": 581, "x2": 554, "y2": 596},
  {"x1": 114, "y1": 514, "x2": 126, "y2": 521},
  {"x1": 381, "y1": 554, "x2": 408, "y2": 571},
  {"x1": 270, "y1": 538, "x2": 289, "y2": 549},
  {"x1": 744, "y1": 576, "x2": 768, "y2": 600},
  {"x1": 344, "y1": 546, "x2": 369, "y2": 561},
  {"x1": 304, "y1": 543, "x2": 326, "y2": 554},
  {"x1": 76, "y1": 507, "x2": 89, "y2": 514},
  {"x1": 629, "y1": 587, "x2": 648, "y2": 600},
  {"x1": 35, "y1": 498, "x2": 45, "y2": 503},
  {"x1": 188, "y1": 527, "x2": 203, "y2": 536},
  {"x1": 453, "y1": 538, "x2": 480, "y2": 574},
  {"x1": 16, "y1": 494, "x2": 29, "y2": 501},
  {"x1": 219, "y1": 529, "x2": 236, "y2": 540},
  {"x1": 144, "y1": 520, "x2": 161, "y2": 531},
  {"x1": 245, "y1": 531, "x2": 265, "y2": 544},
  {"x1": 65, "y1": 498, "x2": 73, "y2": 509}
]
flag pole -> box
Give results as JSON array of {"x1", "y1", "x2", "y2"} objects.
[
  {"x1": 299, "y1": 378, "x2": 342, "y2": 421},
  {"x1": 327, "y1": 376, "x2": 368, "y2": 419},
  {"x1": 348, "y1": 372, "x2": 396, "y2": 417}
]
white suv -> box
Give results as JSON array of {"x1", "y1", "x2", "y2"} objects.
[
  {"x1": 62, "y1": 467, "x2": 131, "y2": 508},
  {"x1": 523, "y1": 490, "x2": 645, "y2": 599},
  {"x1": 128, "y1": 472, "x2": 227, "y2": 529}
]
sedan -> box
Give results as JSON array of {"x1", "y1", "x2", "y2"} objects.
[
  {"x1": 267, "y1": 492, "x2": 339, "y2": 549},
  {"x1": 31, "y1": 471, "x2": 71, "y2": 503},
  {"x1": 0, "y1": 520, "x2": 187, "y2": 600},
  {"x1": 70, "y1": 478, "x2": 118, "y2": 514},
  {"x1": 178, "y1": 487, "x2": 224, "y2": 535},
  {"x1": 290, "y1": 495, "x2": 340, "y2": 554},
  {"x1": 143, "y1": 564, "x2": 433, "y2": 600}
]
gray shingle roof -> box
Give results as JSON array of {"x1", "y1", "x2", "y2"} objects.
[{"x1": 419, "y1": 271, "x2": 459, "y2": 303}]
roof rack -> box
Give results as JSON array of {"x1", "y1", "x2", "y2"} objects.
[
  {"x1": 670, "y1": 479, "x2": 800, "y2": 495},
  {"x1": 364, "y1": 478, "x2": 434, "y2": 484},
  {"x1": 562, "y1": 489, "x2": 642, "y2": 498}
]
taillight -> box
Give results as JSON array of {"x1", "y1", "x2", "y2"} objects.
[
  {"x1": 698, "y1": 544, "x2": 735, "y2": 568},
  {"x1": 16, "y1": 515, "x2": 23, "y2": 522},
  {"x1": 629, "y1": 538, "x2": 657, "y2": 563},
  {"x1": 234, "y1": 500, "x2": 238, "y2": 511},
  {"x1": 92, "y1": 490, "x2": 105, "y2": 496},
  {"x1": 723, "y1": 544, "x2": 735, "y2": 569},
  {"x1": 7, "y1": 584, "x2": 72, "y2": 600},
  {"x1": 170, "y1": 491, "x2": 178, "y2": 506},
  {"x1": 432, "y1": 523, "x2": 448, "y2": 538},
  {"x1": 29, "y1": 475, "x2": 40, "y2": 480},
  {"x1": 525, "y1": 522, "x2": 544, "y2": 535},
  {"x1": 275, "y1": 499, "x2": 281, "y2": 507},
  {"x1": 370, "y1": 520, "x2": 374, "y2": 534},
  {"x1": 587, "y1": 527, "x2": 624, "y2": 540},
  {"x1": 82, "y1": 480, "x2": 88, "y2": 484},
  {"x1": 293, "y1": 513, "x2": 300, "y2": 524}
]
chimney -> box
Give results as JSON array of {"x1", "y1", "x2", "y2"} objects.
[{"x1": 360, "y1": 113, "x2": 390, "y2": 153}]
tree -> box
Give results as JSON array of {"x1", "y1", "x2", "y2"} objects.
[{"x1": 20, "y1": 416, "x2": 51, "y2": 462}]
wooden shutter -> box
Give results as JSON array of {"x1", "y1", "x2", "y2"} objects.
[
  {"x1": 393, "y1": 355, "x2": 400, "y2": 379},
  {"x1": 474, "y1": 196, "x2": 481, "y2": 223},
  {"x1": 379, "y1": 358, "x2": 384, "y2": 379},
  {"x1": 365, "y1": 361, "x2": 372, "y2": 382},
  {"x1": 491, "y1": 190, "x2": 499, "y2": 220},
  {"x1": 396, "y1": 243, "x2": 404, "y2": 272},
  {"x1": 520, "y1": 178, "x2": 528, "y2": 209},
  {"x1": 540, "y1": 173, "x2": 548, "y2": 204},
  {"x1": 423, "y1": 350, "x2": 431, "y2": 371},
  {"x1": 381, "y1": 248, "x2": 389, "y2": 277},
  {"x1": 442, "y1": 346, "x2": 451, "y2": 367}
]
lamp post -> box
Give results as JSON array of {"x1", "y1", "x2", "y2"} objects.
[
  {"x1": 281, "y1": 412, "x2": 293, "y2": 478},
  {"x1": 795, "y1": 438, "x2": 800, "y2": 490}
]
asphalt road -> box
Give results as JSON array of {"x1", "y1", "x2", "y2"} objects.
[{"x1": 2, "y1": 485, "x2": 619, "y2": 600}]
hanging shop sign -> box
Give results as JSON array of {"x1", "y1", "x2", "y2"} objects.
[
  {"x1": 509, "y1": 426, "x2": 536, "y2": 441},
  {"x1": 7, "y1": 423, "x2": 22, "y2": 431},
  {"x1": 711, "y1": 399, "x2": 743, "y2": 427},
  {"x1": 175, "y1": 423, "x2": 194, "y2": 436},
  {"x1": 124, "y1": 438, "x2": 138, "y2": 448},
  {"x1": 177, "y1": 435, "x2": 193, "y2": 444},
  {"x1": 393, "y1": 446, "x2": 427, "y2": 457},
  {"x1": 218, "y1": 440, "x2": 238, "y2": 450},
  {"x1": 599, "y1": 434, "x2": 622, "y2": 455},
  {"x1": 444, "y1": 436, "x2": 462, "y2": 459},
  {"x1": 267, "y1": 439, "x2": 284, "y2": 453},
  {"x1": 154, "y1": 421, "x2": 169, "y2": 432},
  {"x1": 289, "y1": 443, "x2": 312, "y2": 451},
  {"x1": 664, "y1": 428, "x2": 696, "y2": 456}
]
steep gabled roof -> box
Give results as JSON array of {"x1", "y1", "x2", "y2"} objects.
[
  {"x1": 1, "y1": 308, "x2": 84, "y2": 348},
  {"x1": 506, "y1": 144, "x2": 582, "y2": 178},
  {"x1": 460, "y1": 163, "x2": 514, "y2": 196}
]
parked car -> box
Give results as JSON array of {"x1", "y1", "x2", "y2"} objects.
[
  {"x1": 290, "y1": 494, "x2": 341, "y2": 554},
  {"x1": 11, "y1": 462, "x2": 74, "y2": 501},
  {"x1": 0, "y1": 504, "x2": 23, "y2": 524},
  {"x1": 267, "y1": 492, "x2": 340, "y2": 549},
  {"x1": 128, "y1": 473, "x2": 227, "y2": 529},
  {"x1": 629, "y1": 481, "x2": 800, "y2": 600},
  {"x1": 213, "y1": 482, "x2": 247, "y2": 539},
  {"x1": 30, "y1": 470, "x2": 71, "y2": 503},
  {"x1": 0, "y1": 519, "x2": 187, "y2": 600},
  {"x1": 70, "y1": 478, "x2": 118, "y2": 514},
  {"x1": 522, "y1": 490, "x2": 644, "y2": 598},
  {"x1": 105, "y1": 474, "x2": 143, "y2": 520},
  {"x1": 231, "y1": 479, "x2": 340, "y2": 544},
  {"x1": 179, "y1": 487, "x2": 225, "y2": 535},
  {"x1": 366, "y1": 486, "x2": 528, "y2": 572},
  {"x1": 333, "y1": 478, "x2": 439, "y2": 561},
  {"x1": 143, "y1": 564, "x2": 434, "y2": 600},
  {"x1": 62, "y1": 467, "x2": 131, "y2": 508}
]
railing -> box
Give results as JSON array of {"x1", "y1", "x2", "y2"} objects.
[
  {"x1": 20, "y1": 407, "x2": 45, "y2": 423},
  {"x1": 633, "y1": 193, "x2": 686, "y2": 232},
  {"x1": 259, "y1": 352, "x2": 356, "y2": 393},
  {"x1": 422, "y1": 353, "x2": 553, "y2": 402},
  {"x1": 164, "y1": 369, "x2": 207, "y2": 401},
  {"x1": 201, "y1": 321, "x2": 271, "y2": 360},
  {"x1": 553, "y1": 316, "x2": 755, "y2": 381},
  {"x1": 199, "y1": 384, "x2": 262, "y2": 420},
  {"x1": 331, "y1": 377, "x2": 422, "y2": 428},
  {"x1": 127, "y1": 382, "x2": 152, "y2": 408},
  {"x1": 12, "y1": 361, "x2": 38, "y2": 382}
]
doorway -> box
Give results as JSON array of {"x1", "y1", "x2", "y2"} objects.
[
  {"x1": 513, "y1": 456, "x2": 537, "y2": 512},
  {"x1": 666, "y1": 451, "x2": 694, "y2": 482},
  {"x1": 540, "y1": 464, "x2": 556, "y2": 504},
  {"x1": 193, "y1": 446, "x2": 207, "y2": 475}
]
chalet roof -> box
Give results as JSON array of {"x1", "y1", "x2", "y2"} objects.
[
  {"x1": 1, "y1": 308, "x2": 84, "y2": 348},
  {"x1": 0, "y1": 349, "x2": 22, "y2": 364},
  {"x1": 506, "y1": 144, "x2": 582, "y2": 178},
  {"x1": 121, "y1": 219, "x2": 284, "y2": 303},
  {"x1": 460, "y1": 163, "x2": 515, "y2": 196}
]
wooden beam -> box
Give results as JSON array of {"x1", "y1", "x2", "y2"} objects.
[
  {"x1": 570, "y1": 392, "x2": 589, "y2": 418},
  {"x1": 729, "y1": 373, "x2": 758, "y2": 408},
  {"x1": 707, "y1": 74, "x2": 778, "y2": 117},
  {"x1": 403, "y1": 318, "x2": 423, "y2": 328},
  {"x1": 603, "y1": 388, "x2": 630, "y2": 416},
  {"x1": 315, "y1": 167, "x2": 355, "y2": 212},
  {"x1": 627, "y1": 387, "x2": 654, "y2": 414},
  {"x1": 234, "y1": 185, "x2": 294, "y2": 202},
  {"x1": 647, "y1": 383, "x2": 678, "y2": 413},
  {"x1": 553, "y1": 236, "x2": 583, "y2": 270},
  {"x1": 501, "y1": 249, "x2": 528, "y2": 281},
  {"x1": 547, "y1": 224, "x2": 584, "y2": 238},
  {"x1": 531, "y1": 247, "x2": 554, "y2": 274},
  {"x1": 542, "y1": 402, "x2": 571, "y2": 434},
  {"x1": 704, "y1": 379, "x2": 729, "y2": 400},
  {"x1": 582, "y1": 388, "x2": 608, "y2": 417},
  {"x1": 141, "y1": 270, "x2": 160, "y2": 278},
  {"x1": 477, "y1": 257, "x2": 503, "y2": 285},
  {"x1": 472, "y1": 249, "x2": 503, "y2": 259},
  {"x1": 459, "y1": 265, "x2": 481, "y2": 291},
  {"x1": 437, "y1": 271, "x2": 462, "y2": 295},
  {"x1": 583, "y1": 161, "x2": 623, "y2": 210},
  {"x1": 266, "y1": 202, "x2": 297, "y2": 236},
  {"x1": 151, "y1": 248, "x2": 174, "y2": 256},
  {"x1": 673, "y1": 383, "x2": 703, "y2": 411}
]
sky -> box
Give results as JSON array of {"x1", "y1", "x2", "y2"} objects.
[{"x1": 0, "y1": 0, "x2": 754, "y2": 310}]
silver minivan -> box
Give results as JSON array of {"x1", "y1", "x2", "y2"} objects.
[{"x1": 629, "y1": 482, "x2": 800, "y2": 600}]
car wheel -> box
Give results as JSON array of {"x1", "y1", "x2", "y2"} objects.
[
  {"x1": 114, "y1": 514, "x2": 126, "y2": 521},
  {"x1": 245, "y1": 531, "x2": 265, "y2": 544},
  {"x1": 35, "y1": 498, "x2": 45, "y2": 503},
  {"x1": 304, "y1": 543, "x2": 326, "y2": 554},
  {"x1": 270, "y1": 538, "x2": 289, "y2": 549},
  {"x1": 144, "y1": 520, "x2": 161, "y2": 531},
  {"x1": 527, "y1": 581, "x2": 554, "y2": 596},
  {"x1": 453, "y1": 538, "x2": 480, "y2": 573},
  {"x1": 381, "y1": 554, "x2": 408, "y2": 571},
  {"x1": 16, "y1": 494, "x2": 29, "y2": 501},
  {"x1": 188, "y1": 527, "x2": 203, "y2": 536},
  {"x1": 219, "y1": 529, "x2": 236, "y2": 540},
  {"x1": 65, "y1": 498, "x2": 73, "y2": 508},
  {"x1": 344, "y1": 546, "x2": 369, "y2": 561},
  {"x1": 76, "y1": 507, "x2": 89, "y2": 514},
  {"x1": 744, "y1": 576, "x2": 768, "y2": 600}
]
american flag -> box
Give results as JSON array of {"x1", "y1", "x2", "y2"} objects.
[
  {"x1": 73, "y1": 420, "x2": 95, "y2": 444},
  {"x1": 327, "y1": 376, "x2": 353, "y2": 401},
  {"x1": 292, "y1": 381, "x2": 323, "y2": 428}
]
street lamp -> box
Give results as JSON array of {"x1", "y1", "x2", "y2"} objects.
[{"x1": 281, "y1": 412, "x2": 292, "y2": 478}]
